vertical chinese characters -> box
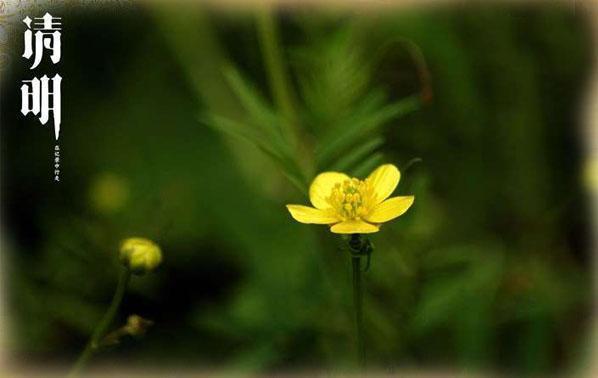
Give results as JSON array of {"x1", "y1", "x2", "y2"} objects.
[
  {"x1": 21, "y1": 74, "x2": 62, "y2": 139},
  {"x1": 20, "y1": 13, "x2": 62, "y2": 140},
  {"x1": 20, "y1": 12, "x2": 62, "y2": 181},
  {"x1": 22, "y1": 13, "x2": 61, "y2": 69},
  {"x1": 54, "y1": 145, "x2": 60, "y2": 181}
]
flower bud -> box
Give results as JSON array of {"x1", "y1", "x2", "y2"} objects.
[
  {"x1": 119, "y1": 237, "x2": 162, "y2": 274},
  {"x1": 101, "y1": 314, "x2": 154, "y2": 346},
  {"x1": 124, "y1": 314, "x2": 154, "y2": 336}
]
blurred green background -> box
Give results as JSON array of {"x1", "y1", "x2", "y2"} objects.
[{"x1": 1, "y1": 1, "x2": 594, "y2": 375}]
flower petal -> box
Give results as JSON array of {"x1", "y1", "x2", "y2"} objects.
[
  {"x1": 366, "y1": 164, "x2": 401, "y2": 204},
  {"x1": 330, "y1": 220, "x2": 379, "y2": 234},
  {"x1": 365, "y1": 196, "x2": 414, "y2": 223},
  {"x1": 286, "y1": 205, "x2": 339, "y2": 224},
  {"x1": 309, "y1": 172, "x2": 350, "y2": 209}
]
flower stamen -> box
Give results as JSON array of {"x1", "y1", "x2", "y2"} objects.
[{"x1": 328, "y1": 178, "x2": 372, "y2": 221}]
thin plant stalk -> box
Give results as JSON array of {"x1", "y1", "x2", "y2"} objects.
[
  {"x1": 256, "y1": 7, "x2": 300, "y2": 144},
  {"x1": 68, "y1": 267, "x2": 131, "y2": 377},
  {"x1": 256, "y1": 7, "x2": 314, "y2": 180},
  {"x1": 352, "y1": 255, "x2": 366, "y2": 368}
]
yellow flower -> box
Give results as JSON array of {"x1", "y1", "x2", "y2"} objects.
[
  {"x1": 119, "y1": 237, "x2": 162, "y2": 274},
  {"x1": 286, "y1": 164, "x2": 414, "y2": 234}
]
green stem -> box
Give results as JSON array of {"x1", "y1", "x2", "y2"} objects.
[
  {"x1": 256, "y1": 7, "x2": 314, "y2": 185},
  {"x1": 352, "y1": 255, "x2": 366, "y2": 368},
  {"x1": 256, "y1": 7, "x2": 310, "y2": 172},
  {"x1": 68, "y1": 268, "x2": 131, "y2": 377},
  {"x1": 256, "y1": 8, "x2": 299, "y2": 135}
]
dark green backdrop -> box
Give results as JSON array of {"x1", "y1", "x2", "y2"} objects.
[{"x1": 1, "y1": 1, "x2": 593, "y2": 375}]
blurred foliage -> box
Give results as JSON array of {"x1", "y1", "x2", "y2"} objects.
[{"x1": 0, "y1": 1, "x2": 593, "y2": 375}]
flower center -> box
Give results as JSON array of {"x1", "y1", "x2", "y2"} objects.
[{"x1": 328, "y1": 178, "x2": 372, "y2": 220}]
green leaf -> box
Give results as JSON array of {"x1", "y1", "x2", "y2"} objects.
[
  {"x1": 351, "y1": 152, "x2": 384, "y2": 178},
  {"x1": 200, "y1": 113, "x2": 267, "y2": 152},
  {"x1": 199, "y1": 114, "x2": 307, "y2": 193},
  {"x1": 256, "y1": 144, "x2": 308, "y2": 195},
  {"x1": 329, "y1": 137, "x2": 384, "y2": 172},
  {"x1": 291, "y1": 27, "x2": 373, "y2": 129},
  {"x1": 221, "y1": 65, "x2": 281, "y2": 140},
  {"x1": 316, "y1": 95, "x2": 421, "y2": 168}
]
